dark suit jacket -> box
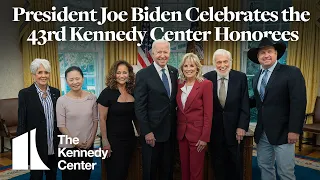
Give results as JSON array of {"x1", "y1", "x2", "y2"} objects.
[
  {"x1": 176, "y1": 79, "x2": 213, "y2": 143},
  {"x1": 17, "y1": 84, "x2": 61, "y2": 163},
  {"x1": 251, "y1": 63, "x2": 307, "y2": 145},
  {"x1": 204, "y1": 70, "x2": 250, "y2": 145},
  {"x1": 134, "y1": 64, "x2": 178, "y2": 142}
]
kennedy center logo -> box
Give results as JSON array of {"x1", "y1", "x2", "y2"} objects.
[
  {"x1": 12, "y1": 128, "x2": 107, "y2": 171},
  {"x1": 12, "y1": 128, "x2": 49, "y2": 170}
]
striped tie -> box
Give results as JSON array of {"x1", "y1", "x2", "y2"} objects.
[
  {"x1": 259, "y1": 70, "x2": 268, "y2": 101},
  {"x1": 219, "y1": 78, "x2": 226, "y2": 107},
  {"x1": 161, "y1": 69, "x2": 170, "y2": 97}
]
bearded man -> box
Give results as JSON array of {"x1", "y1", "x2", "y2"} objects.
[{"x1": 203, "y1": 49, "x2": 250, "y2": 180}]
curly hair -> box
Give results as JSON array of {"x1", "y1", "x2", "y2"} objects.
[{"x1": 105, "y1": 60, "x2": 135, "y2": 94}]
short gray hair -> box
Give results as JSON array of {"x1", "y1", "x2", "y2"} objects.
[
  {"x1": 152, "y1": 39, "x2": 171, "y2": 52},
  {"x1": 30, "y1": 58, "x2": 51, "y2": 74},
  {"x1": 212, "y1": 49, "x2": 233, "y2": 66}
]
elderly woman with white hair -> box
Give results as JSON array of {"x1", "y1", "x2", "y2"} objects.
[{"x1": 17, "y1": 58, "x2": 60, "y2": 180}]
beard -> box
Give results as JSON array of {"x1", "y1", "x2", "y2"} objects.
[{"x1": 216, "y1": 68, "x2": 231, "y2": 77}]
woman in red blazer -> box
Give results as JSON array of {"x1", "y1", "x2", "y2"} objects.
[{"x1": 176, "y1": 53, "x2": 213, "y2": 180}]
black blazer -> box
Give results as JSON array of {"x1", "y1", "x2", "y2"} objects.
[
  {"x1": 134, "y1": 64, "x2": 178, "y2": 142},
  {"x1": 204, "y1": 70, "x2": 250, "y2": 145},
  {"x1": 17, "y1": 84, "x2": 61, "y2": 163},
  {"x1": 251, "y1": 63, "x2": 307, "y2": 145}
]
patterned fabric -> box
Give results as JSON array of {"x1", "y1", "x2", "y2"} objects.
[
  {"x1": 259, "y1": 70, "x2": 268, "y2": 101},
  {"x1": 219, "y1": 78, "x2": 226, "y2": 107},
  {"x1": 34, "y1": 83, "x2": 54, "y2": 155},
  {"x1": 161, "y1": 69, "x2": 170, "y2": 97},
  {"x1": 137, "y1": 20, "x2": 153, "y2": 68},
  {"x1": 252, "y1": 149, "x2": 320, "y2": 171}
]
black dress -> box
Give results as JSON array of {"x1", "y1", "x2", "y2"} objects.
[{"x1": 97, "y1": 88, "x2": 137, "y2": 180}]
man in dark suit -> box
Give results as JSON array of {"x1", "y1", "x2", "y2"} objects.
[
  {"x1": 204, "y1": 49, "x2": 250, "y2": 180},
  {"x1": 248, "y1": 38, "x2": 307, "y2": 180},
  {"x1": 17, "y1": 59, "x2": 60, "y2": 180},
  {"x1": 134, "y1": 39, "x2": 178, "y2": 180}
]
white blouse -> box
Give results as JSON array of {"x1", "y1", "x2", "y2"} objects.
[{"x1": 181, "y1": 84, "x2": 194, "y2": 109}]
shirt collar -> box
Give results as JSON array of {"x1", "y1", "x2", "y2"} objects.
[
  {"x1": 154, "y1": 62, "x2": 169, "y2": 73},
  {"x1": 260, "y1": 61, "x2": 277, "y2": 73},
  {"x1": 217, "y1": 73, "x2": 229, "y2": 81},
  {"x1": 34, "y1": 83, "x2": 50, "y2": 94},
  {"x1": 180, "y1": 83, "x2": 193, "y2": 94}
]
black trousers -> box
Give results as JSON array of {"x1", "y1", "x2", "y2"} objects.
[
  {"x1": 104, "y1": 137, "x2": 136, "y2": 180},
  {"x1": 141, "y1": 137, "x2": 175, "y2": 180},
  {"x1": 209, "y1": 141, "x2": 244, "y2": 180},
  {"x1": 60, "y1": 147, "x2": 93, "y2": 180},
  {"x1": 30, "y1": 155, "x2": 57, "y2": 180}
]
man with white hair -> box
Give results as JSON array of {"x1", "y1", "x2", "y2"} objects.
[
  {"x1": 203, "y1": 49, "x2": 250, "y2": 180},
  {"x1": 135, "y1": 39, "x2": 178, "y2": 180}
]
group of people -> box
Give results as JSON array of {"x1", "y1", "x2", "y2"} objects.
[{"x1": 17, "y1": 37, "x2": 307, "y2": 180}]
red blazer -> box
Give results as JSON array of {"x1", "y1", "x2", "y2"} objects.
[{"x1": 176, "y1": 79, "x2": 213, "y2": 142}]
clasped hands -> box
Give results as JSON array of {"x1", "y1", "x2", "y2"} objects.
[{"x1": 73, "y1": 140, "x2": 92, "y2": 150}]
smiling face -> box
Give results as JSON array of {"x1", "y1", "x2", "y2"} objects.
[
  {"x1": 33, "y1": 64, "x2": 50, "y2": 87},
  {"x1": 116, "y1": 64, "x2": 129, "y2": 85},
  {"x1": 215, "y1": 54, "x2": 231, "y2": 77},
  {"x1": 66, "y1": 70, "x2": 83, "y2": 91},
  {"x1": 182, "y1": 59, "x2": 198, "y2": 80},
  {"x1": 152, "y1": 42, "x2": 170, "y2": 68},
  {"x1": 257, "y1": 46, "x2": 277, "y2": 69}
]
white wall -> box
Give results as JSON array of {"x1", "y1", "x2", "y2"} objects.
[{"x1": 0, "y1": 1, "x2": 23, "y2": 99}]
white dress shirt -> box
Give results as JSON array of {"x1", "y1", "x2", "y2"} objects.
[
  {"x1": 181, "y1": 84, "x2": 194, "y2": 109},
  {"x1": 154, "y1": 62, "x2": 172, "y2": 96},
  {"x1": 217, "y1": 74, "x2": 229, "y2": 98}
]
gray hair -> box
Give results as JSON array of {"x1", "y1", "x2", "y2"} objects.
[
  {"x1": 30, "y1": 58, "x2": 51, "y2": 75},
  {"x1": 152, "y1": 39, "x2": 171, "y2": 53},
  {"x1": 212, "y1": 49, "x2": 233, "y2": 66}
]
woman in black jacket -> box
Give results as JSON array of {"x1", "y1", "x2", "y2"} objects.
[{"x1": 17, "y1": 58, "x2": 60, "y2": 180}]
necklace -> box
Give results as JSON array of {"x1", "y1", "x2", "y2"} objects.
[{"x1": 42, "y1": 92, "x2": 48, "y2": 99}]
